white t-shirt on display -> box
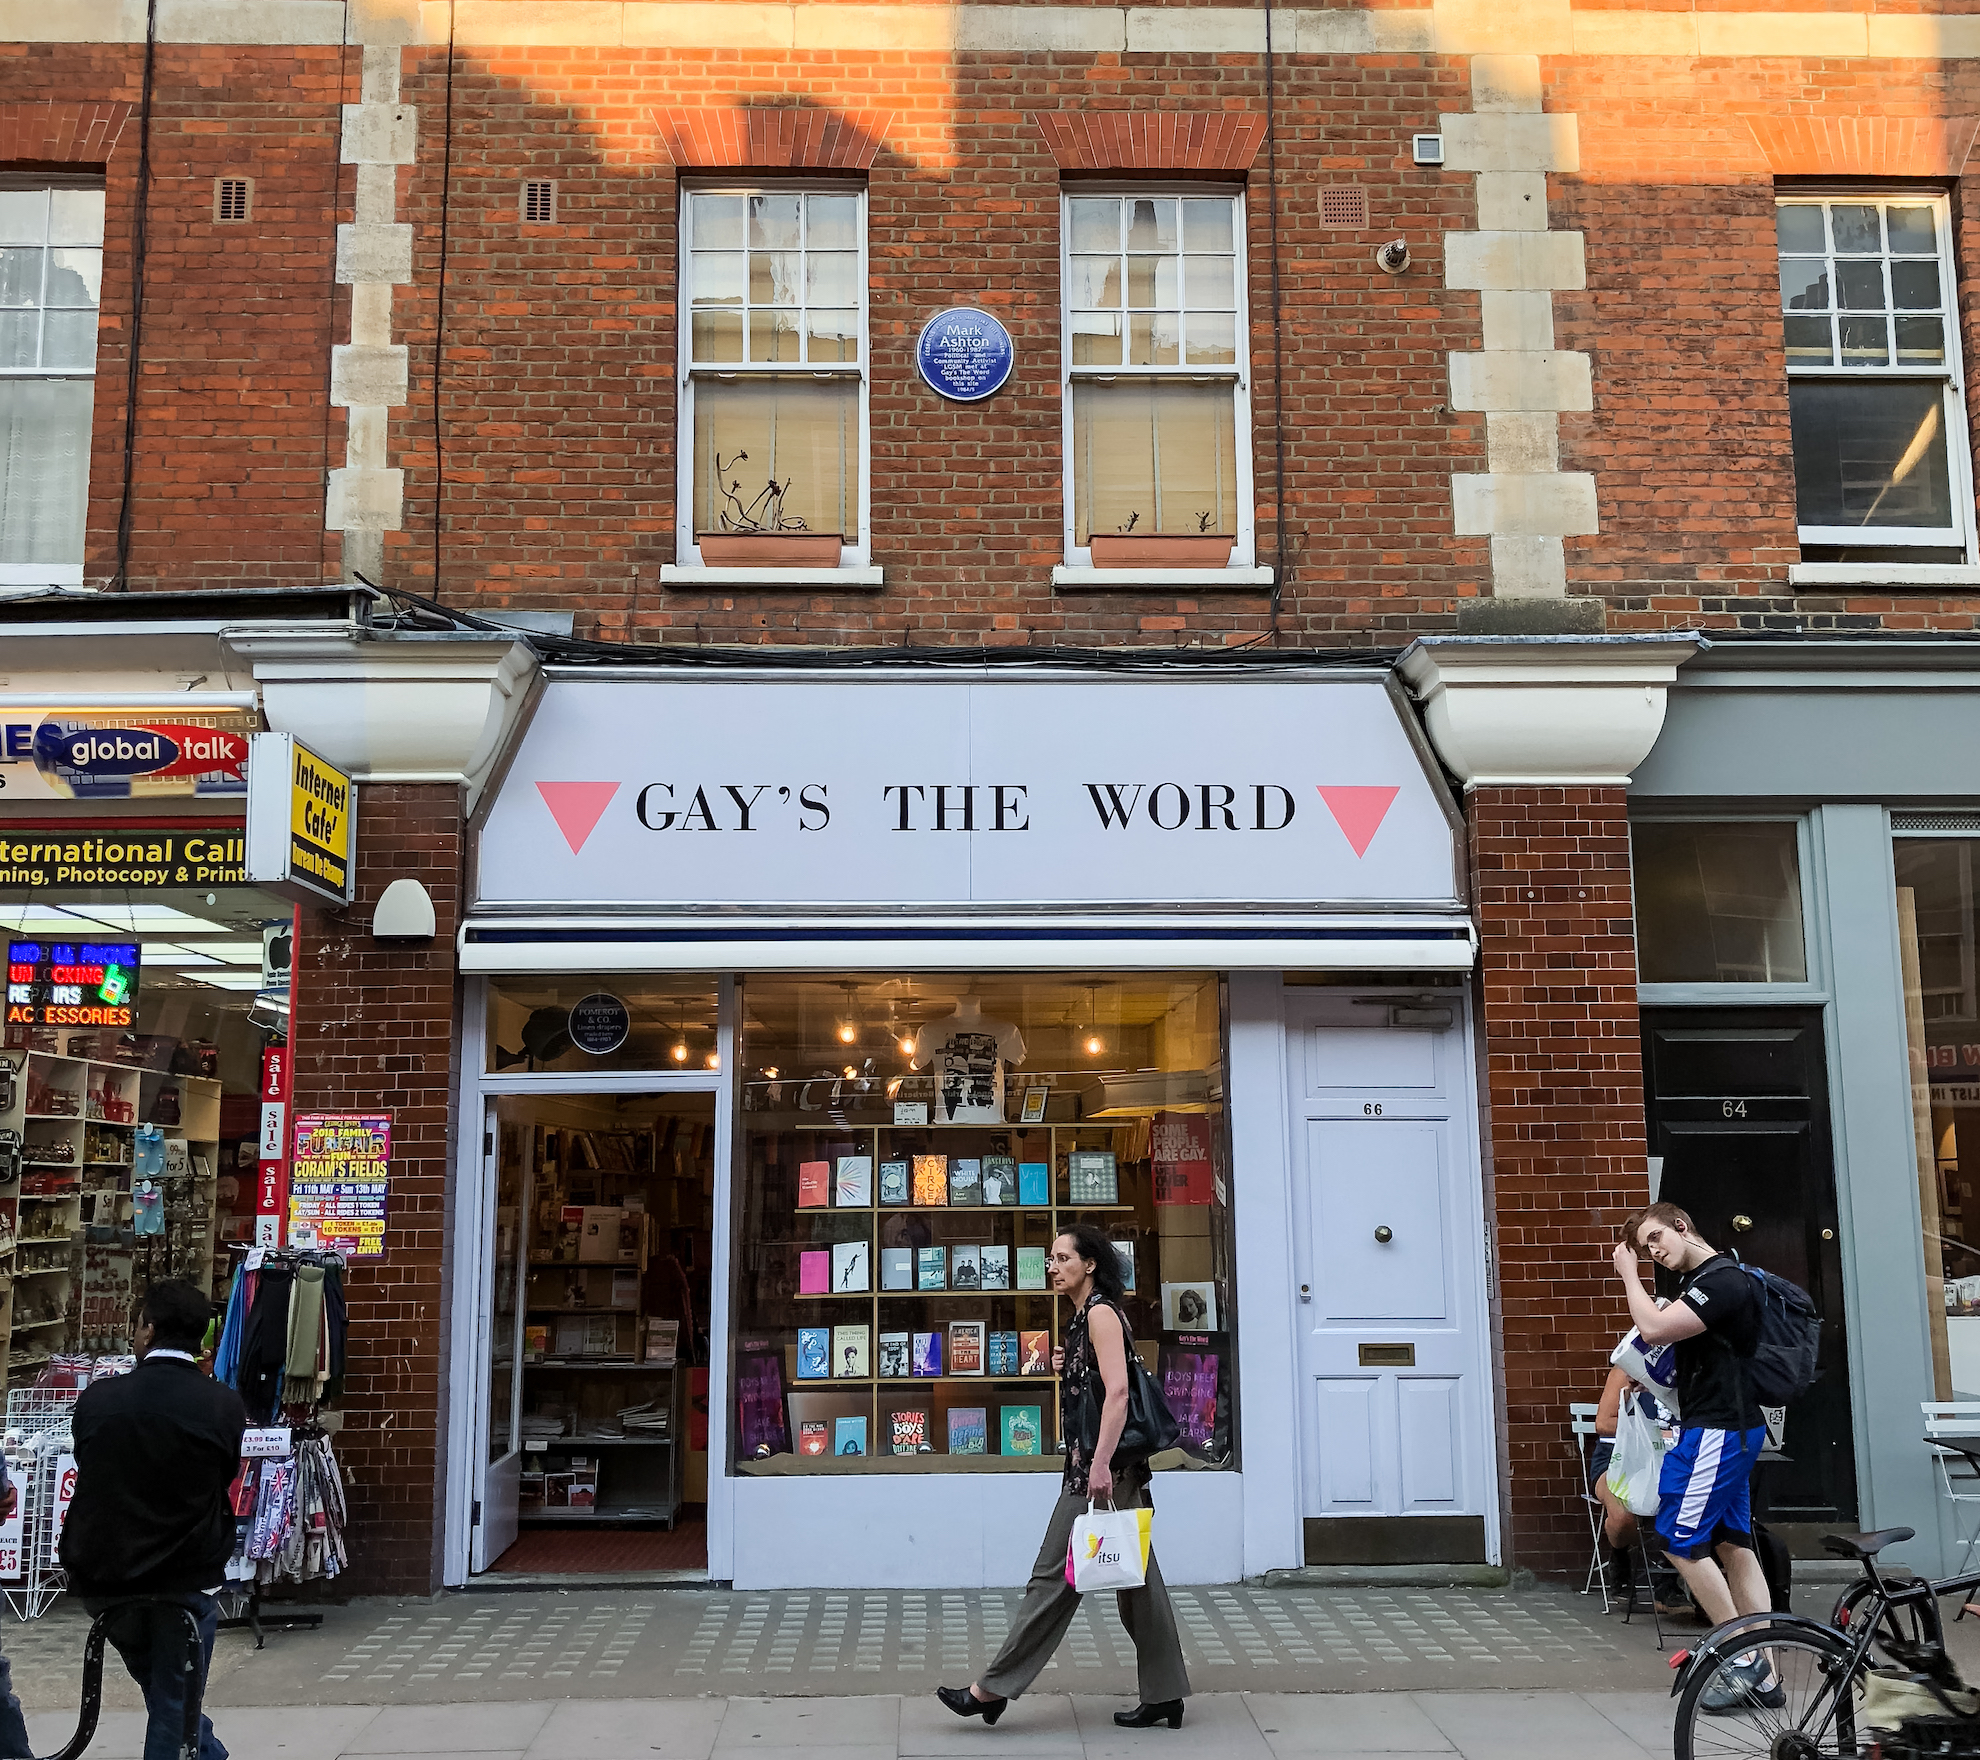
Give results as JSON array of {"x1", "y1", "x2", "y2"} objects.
[{"x1": 913, "y1": 1002, "x2": 1026, "y2": 1125}]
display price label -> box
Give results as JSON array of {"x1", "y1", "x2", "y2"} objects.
[{"x1": 0, "y1": 1489, "x2": 22, "y2": 1580}]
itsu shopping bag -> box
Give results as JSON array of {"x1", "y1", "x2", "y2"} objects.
[{"x1": 1067, "y1": 1501, "x2": 1153, "y2": 1593}]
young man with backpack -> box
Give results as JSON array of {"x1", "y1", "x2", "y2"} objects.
[{"x1": 1612, "y1": 1201, "x2": 1784, "y2": 1711}]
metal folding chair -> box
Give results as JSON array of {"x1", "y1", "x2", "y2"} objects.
[
  {"x1": 1570, "y1": 1402, "x2": 1613, "y2": 1611},
  {"x1": 1923, "y1": 1402, "x2": 1980, "y2": 1579}
]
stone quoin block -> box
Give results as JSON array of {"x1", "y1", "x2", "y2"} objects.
[{"x1": 1448, "y1": 350, "x2": 1594, "y2": 413}]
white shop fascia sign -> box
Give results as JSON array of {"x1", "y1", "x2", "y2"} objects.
[{"x1": 465, "y1": 670, "x2": 1472, "y2": 971}]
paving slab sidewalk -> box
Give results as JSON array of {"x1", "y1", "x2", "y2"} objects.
[{"x1": 23, "y1": 1690, "x2": 1682, "y2": 1760}]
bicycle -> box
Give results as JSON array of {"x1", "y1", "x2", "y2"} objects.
[
  {"x1": 1669, "y1": 1527, "x2": 1980, "y2": 1760},
  {"x1": 30, "y1": 1597, "x2": 207, "y2": 1760}
]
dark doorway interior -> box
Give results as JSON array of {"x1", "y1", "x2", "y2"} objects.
[{"x1": 1640, "y1": 1008, "x2": 1858, "y2": 1537}]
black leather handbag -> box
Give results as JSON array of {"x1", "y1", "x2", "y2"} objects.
[{"x1": 1078, "y1": 1319, "x2": 1183, "y2": 1466}]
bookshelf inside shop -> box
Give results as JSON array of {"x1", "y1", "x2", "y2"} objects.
[
  {"x1": 732, "y1": 1111, "x2": 1232, "y2": 1471},
  {"x1": 506, "y1": 1111, "x2": 711, "y2": 1524},
  {"x1": 0, "y1": 1044, "x2": 223, "y2": 1380}
]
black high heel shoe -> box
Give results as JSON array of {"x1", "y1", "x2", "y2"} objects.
[
  {"x1": 937, "y1": 1686, "x2": 1008, "y2": 1726},
  {"x1": 1113, "y1": 1702, "x2": 1184, "y2": 1730}
]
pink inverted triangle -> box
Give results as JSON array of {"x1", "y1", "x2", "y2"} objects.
[
  {"x1": 536, "y1": 781, "x2": 621, "y2": 854},
  {"x1": 1317, "y1": 785, "x2": 1401, "y2": 858}
]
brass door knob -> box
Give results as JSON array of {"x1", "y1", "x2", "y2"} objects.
[
  {"x1": 1732, "y1": 1214, "x2": 1753, "y2": 1232},
  {"x1": 1822, "y1": 1229, "x2": 1834, "y2": 1241},
  {"x1": 1374, "y1": 1226, "x2": 1393, "y2": 1244}
]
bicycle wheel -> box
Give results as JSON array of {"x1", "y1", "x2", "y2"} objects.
[
  {"x1": 1830, "y1": 1578, "x2": 1935, "y2": 1655},
  {"x1": 1675, "y1": 1621, "x2": 1864, "y2": 1760}
]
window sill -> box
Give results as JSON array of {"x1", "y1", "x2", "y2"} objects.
[
  {"x1": 1789, "y1": 562, "x2": 1980, "y2": 587},
  {"x1": 1052, "y1": 565, "x2": 1275, "y2": 591},
  {"x1": 0, "y1": 563, "x2": 84, "y2": 588},
  {"x1": 662, "y1": 564, "x2": 884, "y2": 591}
]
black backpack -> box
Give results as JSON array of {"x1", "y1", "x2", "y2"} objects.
[{"x1": 1740, "y1": 1263, "x2": 1823, "y2": 1405}]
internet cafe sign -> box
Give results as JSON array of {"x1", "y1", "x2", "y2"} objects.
[
  {"x1": 247, "y1": 733, "x2": 356, "y2": 906},
  {"x1": 477, "y1": 674, "x2": 1461, "y2": 908},
  {"x1": 0, "y1": 705, "x2": 254, "y2": 800}
]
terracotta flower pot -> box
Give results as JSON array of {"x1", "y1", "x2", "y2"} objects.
[
  {"x1": 696, "y1": 532, "x2": 845, "y2": 567},
  {"x1": 1088, "y1": 534, "x2": 1236, "y2": 569}
]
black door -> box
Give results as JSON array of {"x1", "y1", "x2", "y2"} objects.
[{"x1": 1640, "y1": 1007, "x2": 1857, "y2": 1526}]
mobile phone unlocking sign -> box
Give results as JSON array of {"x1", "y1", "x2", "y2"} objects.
[{"x1": 6, "y1": 940, "x2": 141, "y2": 1027}]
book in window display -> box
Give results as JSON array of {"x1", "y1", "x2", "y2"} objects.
[
  {"x1": 986, "y1": 1330, "x2": 1019, "y2": 1376},
  {"x1": 1016, "y1": 1246, "x2": 1048, "y2": 1291},
  {"x1": 799, "y1": 1250, "x2": 829, "y2": 1296},
  {"x1": 916, "y1": 1246, "x2": 946, "y2": 1291},
  {"x1": 880, "y1": 1247, "x2": 912, "y2": 1291},
  {"x1": 911, "y1": 1330, "x2": 942, "y2": 1377},
  {"x1": 948, "y1": 1158, "x2": 982, "y2": 1207},
  {"x1": 1161, "y1": 1282, "x2": 1216, "y2": 1330},
  {"x1": 948, "y1": 1407, "x2": 988, "y2": 1454},
  {"x1": 878, "y1": 1331, "x2": 910, "y2": 1378},
  {"x1": 836, "y1": 1155, "x2": 873, "y2": 1207},
  {"x1": 834, "y1": 1416, "x2": 867, "y2": 1457},
  {"x1": 832, "y1": 1239, "x2": 870, "y2": 1293},
  {"x1": 1159, "y1": 1339, "x2": 1221, "y2": 1457},
  {"x1": 981, "y1": 1155, "x2": 1017, "y2": 1206},
  {"x1": 1018, "y1": 1162, "x2": 1050, "y2": 1207},
  {"x1": 889, "y1": 1408, "x2": 932, "y2": 1456},
  {"x1": 912, "y1": 1155, "x2": 948, "y2": 1206},
  {"x1": 980, "y1": 1245, "x2": 1010, "y2": 1291},
  {"x1": 878, "y1": 1158, "x2": 910, "y2": 1206},
  {"x1": 834, "y1": 1324, "x2": 869, "y2": 1378},
  {"x1": 1001, "y1": 1405, "x2": 1042, "y2": 1456},
  {"x1": 1115, "y1": 1241, "x2": 1136, "y2": 1292},
  {"x1": 799, "y1": 1160, "x2": 831, "y2": 1209},
  {"x1": 950, "y1": 1244, "x2": 981, "y2": 1291},
  {"x1": 1068, "y1": 1149, "x2": 1118, "y2": 1205},
  {"x1": 735, "y1": 1341, "x2": 791, "y2": 1458},
  {"x1": 799, "y1": 1420, "x2": 829, "y2": 1457},
  {"x1": 1020, "y1": 1331, "x2": 1051, "y2": 1375},
  {"x1": 796, "y1": 1327, "x2": 830, "y2": 1380},
  {"x1": 948, "y1": 1320, "x2": 985, "y2": 1375}
]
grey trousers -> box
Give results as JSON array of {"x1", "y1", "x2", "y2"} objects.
[{"x1": 978, "y1": 1481, "x2": 1191, "y2": 1705}]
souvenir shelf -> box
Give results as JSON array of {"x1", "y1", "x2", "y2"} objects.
[
  {"x1": 734, "y1": 1121, "x2": 1165, "y2": 1468},
  {"x1": 506, "y1": 1121, "x2": 690, "y2": 1526},
  {"x1": 0, "y1": 1043, "x2": 223, "y2": 1377}
]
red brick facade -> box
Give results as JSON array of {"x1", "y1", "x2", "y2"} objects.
[
  {"x1": 291, "y1": 784, "x2": 463, "y2": 1596},
  {"x1": 1469, "y1": 785, "x2": 1652, "y2": 1575}
]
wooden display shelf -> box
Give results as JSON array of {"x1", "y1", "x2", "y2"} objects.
[
  {"x1": 524, "y1": 1358, "x2": 676, "y2": 1372},
  {"x1": 797, "y1": 1288, "x2": 1040, "y2": 1300},
  {"x1": 525, "y1": 1436, "x2": 673, "y2": 1449}
]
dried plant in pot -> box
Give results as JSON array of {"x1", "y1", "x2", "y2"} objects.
[
  {"x1": 697, "y1": 452, "x2": 845, "y2": 565},
  {"x1": 1087, "y1": 511, "x2": 1235, "y2": 569}
]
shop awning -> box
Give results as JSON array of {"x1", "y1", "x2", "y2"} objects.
[{"x1": 458, "y1": 912, "x2": 1476, "y2": 973}]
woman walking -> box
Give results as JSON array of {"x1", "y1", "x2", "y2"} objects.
[{"x1": 936, "y1": 1222, "x2": 1190, "y2": 1730}]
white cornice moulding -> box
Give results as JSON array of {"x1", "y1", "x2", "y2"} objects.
[
  {"x1": 1397, "y1": 635, "x2": 1702, "y2": 790},
  {"x1": 225, "y1": 630, "x2": 539, "y2": 810}
]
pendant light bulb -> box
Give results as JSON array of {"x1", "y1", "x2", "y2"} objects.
[
  {"x1": 672, "y1": 1040, "x2": 689, "y2": 1064},
  {"x1": 1084, "y1": 1032, "x2": 1105, "y2": 1057},
  {"x1": 898, "y1": 1035, "x2": 916, "y2": 1058},
  {"x1": 838, "y1": 1021, "x2": 858, "y2": 1045},
  {"x1": 705, "y1": 1052, "x2": 720, "y2": 1070}
]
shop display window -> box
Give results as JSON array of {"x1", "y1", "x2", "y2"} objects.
[
  {"x1": 1897, "y1": 838, "x2": 1980, "y2": 1397},
  {"x1": 2, "y1": 890, "x2": 288, "y2": 1377},
  {"x1": 728, "y1": 974, "x2": 1235, "y2": 1476},
  {"x1": 1633, "y1": 820, "x2": 1808, "y2": 985},
  {"x1": 487, "y1": 978, "x2": 719, "y2": 1074}
]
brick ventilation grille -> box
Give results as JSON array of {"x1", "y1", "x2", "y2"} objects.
[
  {"x1": 1319, "y1": 186, "x2": 1368, "y2": 230},
  {"x1": 214, "y1": 177, "x2": 250, "y2": 223},
  {"x1": 522, "y1": 179, "x2": 556, "y2": 225}
]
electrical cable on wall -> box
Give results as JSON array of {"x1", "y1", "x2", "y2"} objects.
[
  {"x1": 430, "y1": 0, "x2": 458, "y2": 603},
  {"x1": 1262, "y1": 0, "x2": 1292, "y2": 634},
  {"x1": 111, "y1": 0, "x2": 159, "y2": 591}
]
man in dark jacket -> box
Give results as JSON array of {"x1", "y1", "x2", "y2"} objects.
[{"x1": 60, "y1": 1280, "x2": 247, "y2": 1760}]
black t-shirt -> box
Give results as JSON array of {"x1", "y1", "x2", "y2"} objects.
[{"x1": 1674, "y1": 1254, "x2": 1763, "y2": 1431}]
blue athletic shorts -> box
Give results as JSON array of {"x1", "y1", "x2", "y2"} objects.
[{"x1": 1654, "y1": 1426, "x2": 1766, "y2": 1559}]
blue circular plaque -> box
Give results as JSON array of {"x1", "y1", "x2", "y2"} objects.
[
  {"x1": 568, "y1": 992, "x2": 630, "y2": 1056},
  {"x1": 915, "y1": 307, "x2": 1015, "y2": 402}
]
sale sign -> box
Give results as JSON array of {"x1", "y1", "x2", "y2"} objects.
[{"x1": 256, "y1": 1046, "x2": 289, "y2": 1249}]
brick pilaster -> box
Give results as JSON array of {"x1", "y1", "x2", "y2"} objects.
[
  {"x1": 291, "y1": 782, "x2": 464, "y2": 1597},
  {"x1": 1471, "y1": 784, "x2": 1650, "y2": 1575}
]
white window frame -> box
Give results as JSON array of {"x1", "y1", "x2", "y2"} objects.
[
  {"x1": 0, "y1": 175, "x2": 104, "y2": 588},
  {"x1": 1778, "y1": 190, "x2": 1976, "y2": 560},
  {"x1": 1058, "y1": 183, "x2": 1256, "y2": 572},
  {"x1": 674, "y1": 180, "x2": 871, "y2": 574}
]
